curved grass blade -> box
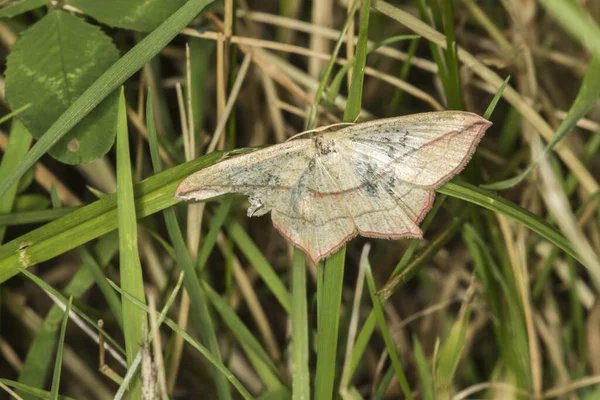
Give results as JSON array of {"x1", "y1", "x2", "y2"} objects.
[
  {"x1": 49, "y1": 296, "x2": 72, "y2": 400},
  {"x1": 439, "y1": 181, "x2": 582, "y2": 265},
  {"x1": 0, "y1": 0, "x2": 217, "y2": 200},
  {"x1": 483, "y1": 57, "x2": 600, "y2": 190}
]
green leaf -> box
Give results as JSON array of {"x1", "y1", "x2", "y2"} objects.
[
  {"x1": 5, "y1": 10, "x2": 120, "y2": 164},
  {"x1": 116, "y1": 88, "x2": 146, "y2": 398},
  {"x1": 49, "y1": 296, "x2": 72, "y2": 400},
  {"x1": 0, "y1": 0, "x2": 47, "y2": 18},
  {"x1": 0, "y1": 0, "x2": 217, "y2": 200},
  {"x1": 66, "y1": 0, "x2": 187, "y2": 32}
]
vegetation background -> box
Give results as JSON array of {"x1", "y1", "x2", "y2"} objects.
[{"x1": 0, "y1": 0, "x2": 599, "y2": 399}]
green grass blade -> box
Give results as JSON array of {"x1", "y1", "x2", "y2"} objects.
[
  {"x1": 538, "y1": 0, "x2": 600, "y2": 59},
  {"x1": 364, "y1": 247, "x2": 413, "y2": 400},
  {"x1": 1, "y1": 379, "x2": 76, "y2": 400},
  {"x1": 483, "y1": 76, "x2": 510, "y2": 120},
  {"x1": 306, "y1": 0, "x2": 360, "y2": 130},
  {"x1": 0, "y1": 207, "x2": 77, "y2": 227},
  {"x1": 434, "y1": 287, "x2": 473, "y2": 398},
  {"x1": 116, "y1": 88, "x2": 146, "y2": 399},
  {"x1": 291, "y1": 249, "x2": 310, "y2": 400},
  {"x1": 0, "y1": 0, "x2": 217, "y2": 200},
  {"x1": 438, "y1": 181, "x2": 582, "y2": 265},
  {"x1": 314, "y1": 248, "x2": 345, "y2": 400},
  {"x1": 346, "y1": 195, "x2": 450, "y2": 382},
  {"x1": 204, "y1": 284, "x2": 284, "y2": 389},
  {"x1": 225, "y1": 219, "x2": 292, "y2": 313},
  {"x1": 441, "y1": 0, "x2": 463, "y2": 109},
  {"x1": 0, "y1": 120, "x2": 32, "y2": 242},
  {"x1": 108, "y1": 279, "x2": 254, "y2": 400},
  {"x1": 146, "y1": 88, "x2": 232, "y2": 400},
  {"x1": 76, "y1": 246, "x2": 123, "y2": 329},
  {"x1": 389, "y1": 37, "x2": 420, "y2": 110},
  {"x1": 197, "y1": 197, "x2": 233, "y2": 272},
  {"x1": 114, "y1": 272, "x2": 185, "y2": 400},
  {"x1": 18, "y1": 267, "x2": 126, "y2": 357},
  {"x1": 328, "y1": 35, "x2": 418, "y2": 105},
  {"x1": 413, "y1": 337, "x2": 434, "y2": 400},
  {"x1": 49, "y1": 296, "x2": 72, "y2": 400},
  {"x1": 483, "y1": 56, "x2": 600, "y2": 190},
  {"x1": 343, "y1": 0, "x2": 370, "y2": 121},
  {"x1": 17, "y1": 233, "x2": 120, "y2": 397},
  {"x1": 0, "y1": 151, "x2": 224, "y2": 283}
]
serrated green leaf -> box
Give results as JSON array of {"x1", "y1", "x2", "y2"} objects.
[
  {"x1": 66, "y1": 0, "x2": 186, "y2": 32},
  {"x1": 5, "y1": 10, "x2": 119, "y2": 164},
  {"x1": 0, "y1": 0, "x2": 47, "y2": 18}
]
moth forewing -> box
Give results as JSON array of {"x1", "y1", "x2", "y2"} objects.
[{"x1": 175, "y1": 111, "x2": 491, "y2": 262}]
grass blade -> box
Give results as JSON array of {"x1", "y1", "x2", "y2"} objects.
[
  {"x1": 483, "y1": 56, "x2": 600, "y2": 190},
  {"x1": 225, "y1": 219, "x2": 292, "y2": 313},
  {"x1": 363, "y1": 246, "x2": 413, "y2": 400},
  {"x1": 0, "y1": 120, "x2": 33, "y2": 242},
  {"x1": 116, "y1": 88, "x2": 147, "y2": 398},
  {"x1": 343, "y1": 0, "x2": 370, "y2": 121},
  {"x1": 108, "y1": 279, "x2": 254, "y2": 400},
  {"x1": 146, "y1": 88, "x2": 232, "y2": 400},
  {"x1": 0, "y1": 150, "x2": 224, "y2": 283},
  {"x1": 49, "y1": 296, "x2": 72, "y2": 400},
  {"x1": 314, "y1": 248, "x2": 345, "y2": 400},
  {"x1": 291, "y1": 249, "x2": 310, "y2": 400}
]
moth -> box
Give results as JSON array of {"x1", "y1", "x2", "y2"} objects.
[{"x1": 176, "y1": 111, "x2": 491, "y2": 262}]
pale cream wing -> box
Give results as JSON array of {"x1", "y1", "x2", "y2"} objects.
[
  {"x1": 313, "y1": 148, "x2": 434, "y2": 240},
  {"x1": 270, "y1": 155, "x2": 356, "y2": 262},
  {"x1": 331, "y1": 111, "x2": 491, "y2": 188},
  {"x1": 175, "y1": 140, "x2": 312, "y2": 217}
]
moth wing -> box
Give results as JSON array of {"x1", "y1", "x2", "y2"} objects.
[
  {"x1": 175, "y1": 140, "x2": 312, "y2": 217},
  {"x1": 270, "y1": 154, "x2": 356, "y2": 262},
  {"x1": 313, "y1": 146, "x2": 434, "y2": 243},
  {"x1": 332, "y1": 111, "x2": 491, "y2": 188}
]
